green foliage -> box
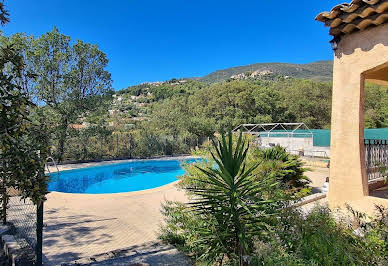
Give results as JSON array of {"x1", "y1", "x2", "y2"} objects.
[
  {"x1": 146, "y1": 78, "x2": 333, "y2": 135},
  {"x1": 116, "y1": 77, "x2": 387, "y2": 146},
  {"x1": 119, "y1": 83, "x2": 150, "y2": 96},
  {"x1": 280, "y1": 207, "x2": 361, "y2": 264},
  {"x1": 365, "y1": 83, "x2": 388, "y2": 128},
  {"x1": 277, "y1": 79, "x2": 332, "y2": 128},
  {"x1": 149, "y1": 79, "x2": 204, "y2": 101},
  {"x1": 256, "y1": 206, "x2": 388, "y2": 265},
  {"x1": 0, "y1": 2, "x2": 10, "y2": 26},
  {"x1": 121, "y1": 79, "x2": 205, "y2": 101},
  {"x1": 0, "y1": 44, "x2": 50, "y2": 208},
  {"x1": 60, "y1": 126, "x2": 197, "y2": 162},
  {"x1": 257, "y1": 146, "x2": 310, "y2": 189},
  {"x1": 162, "y1": 202, "x2": 388, "y2": 265},
  {"x1": 160, "y1": 201, "x2": 210, "y2": 261},
  {"x1": 162, "y1": 132, "x2": 281, "y2": 264},
  {"x1": 162, "y1": 202, "x2": 388, "y2": 266},
  {"x1": 182, "y1": 140, "x2": 308, "y2": 200},
  {"x1": 346, "y1": 205, "x2": 388, "y2": 261},
  {"x1": 2, "y1": 27, "x2": 113, "y2": 162},
  {"x1": 148, "y1": 95, "x2": 216, "y2": 140}
]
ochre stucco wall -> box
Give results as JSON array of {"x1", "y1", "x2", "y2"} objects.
[{"x1": 329, "y1": 23, "x2": 388, "y2": 207}]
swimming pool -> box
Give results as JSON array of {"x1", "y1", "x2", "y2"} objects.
[{"x1": 48, "y1": 159, "x2": 197, "y2": 194}]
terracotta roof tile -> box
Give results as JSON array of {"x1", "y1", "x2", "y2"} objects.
[{"x1": 316, "y1": 0, "x2": 388, "y2": 40}]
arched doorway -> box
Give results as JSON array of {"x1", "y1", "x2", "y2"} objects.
[
  {"x1": 364, "y1": 62, "x2": 388, "y2": 87},
  {"x1": 362, "y1": 63, "x2": 388, "y2": 194}
]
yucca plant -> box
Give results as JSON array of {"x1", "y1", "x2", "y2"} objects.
[{"x1": 186, "y1": 131, "x2": 279, "y2": 265}]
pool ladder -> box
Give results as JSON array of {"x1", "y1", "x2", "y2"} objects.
[{"x1": 46, "y1": 156, "x2": 60, "y2": 176}]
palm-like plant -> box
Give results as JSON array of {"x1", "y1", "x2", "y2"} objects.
[
  {"x1": 187, "y1": 131, "x2": 278, "y2": 264},
  {"x1": 261, "y1": 145, "x2": 310, "y2": 189}
]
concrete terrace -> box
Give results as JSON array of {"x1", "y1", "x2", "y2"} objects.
[{"x1": 44, "y1": 182, "x2": 188, "y2": 265}]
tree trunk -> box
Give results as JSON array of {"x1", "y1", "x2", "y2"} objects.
[
  {"x1": 82, "y1": 142, "x2": 88, "y2": 160},
  {"x1": 57, "y1": 120, "x2": 68, "y2": 163},
  {"x1": 1, "y1": 178, "x2": 6, "y2": 225},
  {"x1": 129, "y1": 133, "x2": 134, "y2": 159}
]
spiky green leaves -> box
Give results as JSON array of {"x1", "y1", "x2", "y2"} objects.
[{"x1": 185, "y1": 131, "x2": 279, "y2": 263}]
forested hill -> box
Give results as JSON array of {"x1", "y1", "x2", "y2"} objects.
[{"x1": 197, "y1": 60, "x2": 333, "y2": 84}]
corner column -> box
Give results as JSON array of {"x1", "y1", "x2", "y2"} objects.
[{"x1": 328, "y1": 56, "x2": 369, "y2": 207}]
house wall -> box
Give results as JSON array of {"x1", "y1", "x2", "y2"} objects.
[
  {"x1": 259, "y1": 137, "x2": 313, "y2": 151},
  {"x1": 329, "y1": 23, "x2": 388, "y2": 207}
]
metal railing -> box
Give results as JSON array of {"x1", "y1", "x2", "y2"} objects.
[
  {"x1": 233, "y1": 123, "x2": 314, "y2": 137},
  {"x1": 364, "y1": 139, "x2": 388, "y2": 183}
]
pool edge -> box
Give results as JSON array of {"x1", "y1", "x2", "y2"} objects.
[
  {"x1": 47, "y1": 179, "x2": 183, "y2": 197},
  {"x1": 47, "y1": 155, "x2": 200, "y2": 174}
]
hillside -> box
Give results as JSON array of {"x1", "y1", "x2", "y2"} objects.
[
  {"x1": 113, "y1": 60, "x2": 334, "y2": 125},
  {"x1": 198, "y1": 60, "x2": 333, "y2": 84},
  {"x1": 71, "y1": 61, "x2": 387, "y2": 162}
]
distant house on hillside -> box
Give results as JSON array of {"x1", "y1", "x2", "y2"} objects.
[{"x1": 68, "y1": 123, "x2": 88, "y2": 130}]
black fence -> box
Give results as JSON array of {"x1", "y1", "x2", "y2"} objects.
[
  {"x1": 3, "y1": 189, "x2": 43, "y2": 265},
  {"x1": 364, "y1": 139, "x2": 388, "y2": 183}
]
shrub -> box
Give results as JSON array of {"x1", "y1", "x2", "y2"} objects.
[
  {"x1": 256, "y1": 145, "x2": 310, "y2": 189},
  {"x1": 160, "y1": 201, "x2": 216, "y2": 262},
  {"x1": 253, "y1": 206, "x2": 388, "y2": 266}
]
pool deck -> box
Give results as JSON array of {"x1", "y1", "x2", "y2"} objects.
[
  {"x1": 44, "y1": 182, "x2": 188, "y2": 265},
  {"x1": 43, "y1": 158, "x2": 329, "y2": 265}
]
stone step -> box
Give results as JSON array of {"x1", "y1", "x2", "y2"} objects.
[
  {"x1": 2, "y1": 234, "x2": 20, "y2": 266},
  {"x1": 66, "y1": 241, "x2": 191, "y2": 266}
]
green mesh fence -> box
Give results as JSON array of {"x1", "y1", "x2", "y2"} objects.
[
  {"x1": 258, "y1": 128, "x2": 388, "y2": 147},
  {"x1": 364, "y1": 128, "x2": 388, "y2": 141},
  {"x1": 311, "y1": 129, "x2": 331, "y2": 147}
]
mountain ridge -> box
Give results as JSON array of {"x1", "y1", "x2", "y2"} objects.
[
  {"x1": 196, "y1": 60, "x2": 333, "y2": 84},
  {"x1": 120, "y1": 60, "x2": 333, "y2": 91}
]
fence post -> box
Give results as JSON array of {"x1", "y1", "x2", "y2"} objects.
[
  {"x1": 36, "y1": 201, "x2": 43, "y2": 266},
  {"x1": 2, "y1": 180, "x2": 6, "y2": 225}
]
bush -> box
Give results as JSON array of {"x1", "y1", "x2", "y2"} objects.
[
  {"x1": 252, "y1": 206, "x2": 388, "y2": 266},
  {"x1": 160, "y1": 201, "x2": 214, "y2": 262},
  {"x1": 181, "y1": 139, "x2": 307, "y2": 202},
  {"x1": 257, "y1": 145, "x2": 310, "y2": 188}
]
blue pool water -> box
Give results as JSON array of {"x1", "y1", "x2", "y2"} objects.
[{"x1": 48, "y1": 159, "x2": 197, "y2": 194}]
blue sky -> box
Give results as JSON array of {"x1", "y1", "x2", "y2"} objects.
[{"x1": 4, "y1": 0, "x2": 340, "y2": 90}]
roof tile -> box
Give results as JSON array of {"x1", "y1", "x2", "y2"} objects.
[{"x1": 316, "y1": 0, "x2": 388, "y2": 40}]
